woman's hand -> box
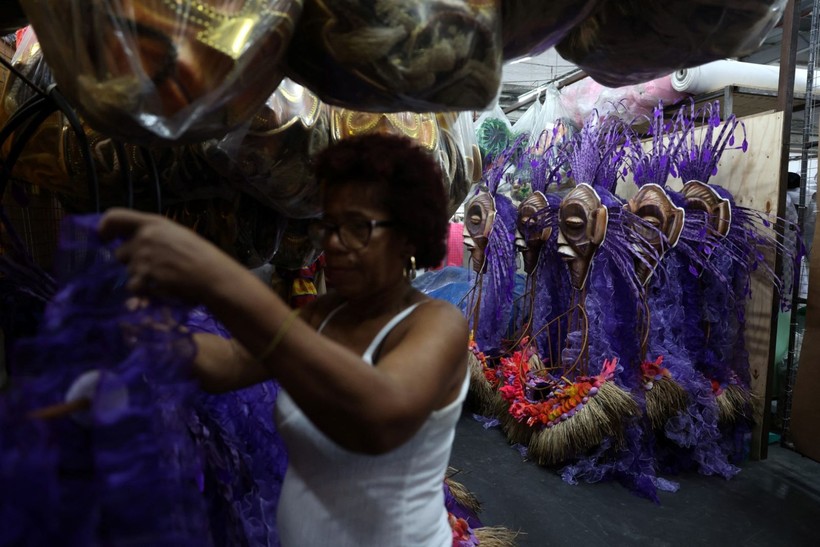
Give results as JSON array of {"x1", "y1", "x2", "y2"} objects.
[{"x1": 98, "y1": 208, "x2": 247, "y2": 305}]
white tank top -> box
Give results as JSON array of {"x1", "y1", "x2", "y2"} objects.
[{"x1": 276, "y1": 302, "x2": 469, "y2": 546}]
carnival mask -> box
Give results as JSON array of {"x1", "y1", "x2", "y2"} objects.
[
  {"x1": 682, "y1": 180, "x2": 732, "y2": 238},
  {"x1": 331, "y1": 109, "x2": 439, "y2": 150},
  {"x1": 463, "y1": 191, "x2": 497, "y2": 273},
  {"x1": 515, "y1": 191, "x2": 553, "y2": 275},
  {"x1": 558, "y1": 184, "x2": 608, "y2": 290},
  {"x1": 625, "y1": 184, "x2": 685, "y2": 286}
]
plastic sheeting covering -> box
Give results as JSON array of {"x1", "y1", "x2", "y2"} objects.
[
  {"x1": 20, "y1": 0, "x2": 303, "y2": 143},
  {"x1": 285, "y1": 0, "x2": 502, "y2": 112},
  {"x1": 559, "y1": 75, "x2": 687, "y2": 128},
  {"x1": 556, "y1": 0, "x2": 788, "y2": 87},
  {"x1": 197, "y1": 78, "x2": 330, "y2": 220},
  {"x1": 500, "y1": 0, "x2": 599, "y2": 60}
]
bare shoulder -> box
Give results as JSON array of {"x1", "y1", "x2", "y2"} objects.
[{"x1": 407, "y1": 297, "x2": 468, "y2": 339}]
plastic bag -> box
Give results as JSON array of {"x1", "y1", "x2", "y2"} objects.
[
  {"x1": 474, "y1": 103, "x2": 512, "y2": 160},
  {"x1": 1, "y1": 29, "x2": 162, "y2": 213},
  {"x1": 438, "y1": 112, "x2": 482, "y2": 217},
  {"x1": 20, "y1": 0, "x2": 303, "y2": 143},
  {"x1": 529, "y1": 84, "x2": 570, "y2": 155},
  {"x1": 511, "y1": 95, "x2": 541, "y2": 140},
  {"x1": 198, "y1": 78, "x2": 330, "y2": 219},
  {"x1": 285, "y1": 0, "x2": 502, "y2": 112},
  {"x1": 501, "y1": 0, "x2": 599, "y2": 60},
  {"x1": 557, "y1": 0, "x2": 788, "y2": 87}
]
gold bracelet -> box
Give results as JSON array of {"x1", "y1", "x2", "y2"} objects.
[{"x1": 256, "y1": 308, "x2": 300, "y2": 363}]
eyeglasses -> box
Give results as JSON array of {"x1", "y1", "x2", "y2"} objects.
[{"x1": 308, "y1": 217, "x2": 395, "y2": 250}]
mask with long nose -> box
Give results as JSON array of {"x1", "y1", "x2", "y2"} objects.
[
  {"x1": 463, "y1": 191, "x2": 497, "y2": 273},
  {"x1": 681, "y1": 180, "x2": 732, "y2": 238},
  {"x1": 515, "y1": 191, "x2": 553, "y2": 275},
  {"x1": 558, "y1": 184, "x2": 608, "y2": 290},
  {"x1": 625, "y1": 184, "x2": 685, "y2": 286}
]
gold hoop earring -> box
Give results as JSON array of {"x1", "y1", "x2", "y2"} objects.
[{"x1": 406, "y1": 256, "x2": 417, "y2": 280}]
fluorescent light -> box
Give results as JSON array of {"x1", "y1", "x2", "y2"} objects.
[{"x1": 510, "y1": 56, "x2": 532, "y2": 65}]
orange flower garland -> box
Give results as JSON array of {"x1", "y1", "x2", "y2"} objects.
[
  {"x1": 497, "y1": 340, "x2": 617, "y2": 429},
  {"x1": 468, "y1": 334, "x2": 500, "y2": 388}
]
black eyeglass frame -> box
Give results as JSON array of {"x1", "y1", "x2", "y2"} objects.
[{"x1": 308, "y1": 217, "x2": 395, "y2": 250}]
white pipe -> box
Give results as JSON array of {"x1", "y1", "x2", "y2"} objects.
[{"x1": 671, "y1": 59, "x2": 809, "y2": 96}]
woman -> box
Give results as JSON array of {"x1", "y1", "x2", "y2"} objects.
[{"x1": 99, "y1": 134, "x2": 470, "y2": 546}]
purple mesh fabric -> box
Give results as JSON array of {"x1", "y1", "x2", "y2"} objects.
[
  {"x1": 6, "y1": 214, "x2": 212, "y2": 546},
  {"x1": 529, "y1": 194, "x2": 572, "y2": 363},
  {"x1": 184, "y1": 307, "x2": 288, "y2": 547},
  {"x1": 1, "y1": 215, "x2": 292, "y2": 546},
  {"x1": 647, "y1": 252, "x2": 740, "y2": 479},
  {"x1": 475, "y1": 193, "x2": 518, "y2": 355},
  {"x1": 560, "y1": 423, "x2": 676, "y2": 503},
  {"x1": 0, "y1": 394, "x2": 61, "y2": 545}
]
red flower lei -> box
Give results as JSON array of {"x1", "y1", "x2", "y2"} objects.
[
  {"x1": 468, "y1": 334, "x2": 500, "y2": 388},
  {"x1": 496, "y1": 339, "x2": 617, "y2": 428}
]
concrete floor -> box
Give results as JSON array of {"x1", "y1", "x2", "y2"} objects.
[{"x1": 449, "y1": 409, "x2": 820, "y2": 547}]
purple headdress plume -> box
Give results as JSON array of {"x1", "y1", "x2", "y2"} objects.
[
  {"x1": 672, "y1": 100, "x2": 797, "y2": 316},
  {"x1": 556, "y1": 112, "x2": 678, "y2": 499},
  {"x1": 671, "y1": 100, "x2": 797, "y2": 450},
  {"x1": 525, "y1": 194, "x2": 571, "y2": 365},
  {"x1": 675, "y1": 100, "x2": 748, "y2": 184},
  {"x1": 475, "y1": 193, "x2": 518, "y2": 355},
  {"x1": 528, "y1": 122, "x2": 570, "y2": 195},
  {"x1": 628, "y1": 102, "x2": 685, "y2": 188},
  {"x1": 562, "y1": 111, "x2": 632, "y2": 196}
]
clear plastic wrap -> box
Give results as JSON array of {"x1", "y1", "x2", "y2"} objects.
[
  {"x1": 198, "y1": 78, "x2": 330, "y2": 219},
  {"x1": 437, "y1": 112, "x2": 482, "y2": 217},
  {"x1": 1, "y1": 30, "x2": 163, "y2": 213},
  {"x1": 164, "y1": 192, "x2": 285, "y2": 268},
  {"x1": 330, "y1": 106, "x2": 476, "y2": 217},
  {"x1": 501, "y1": 0, "x2": 599, "y2": 60},
  {"x1": 20, "y1": 0, "x2": 303, "y2": 143},
  {"x1": 330, "y1": 107, "x2": 441, "y2": 150},
  {"x1": 474, "y1": 103, "x2": 512, "y2": 160},
  {"x1": 558, "y1": 75, "x2": 686, "y2": 128},
  {"x1": 285, "y1": 0, "x2": 502, "y2": 112},
  {"x1": 270, "y1": 217, "x2": 322, "y2": 270},
  {"x1": 556, "y1": 0, "x2": 788, "y2": 87}
]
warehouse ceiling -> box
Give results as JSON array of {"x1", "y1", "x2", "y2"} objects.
[{"x1": 498, "y1": 0, "x2": 818, "y2": 161}]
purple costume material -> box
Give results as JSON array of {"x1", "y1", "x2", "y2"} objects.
[{"x1": 626, "y1": 103, "x2": 741, "y2": 479}]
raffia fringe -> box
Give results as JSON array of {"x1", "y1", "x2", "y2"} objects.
[
  {"x1": 527, "y1": 381, "x2": 639, "y2": 466},
  {"x1": 717, "y1": 384, "x2": 754, "y2": 424},
  {"x1": 475, "y1": 526, "x2": 522, "y2": 546},
  {"x1": 494, "y1": 396, "x2": 535, "y2": 447},
  {"x1": 444, "y1": 476, "x2": 482, "y2": 515},
  {"x1": 645, "y1": 377, "x2": 689, "y2": 430},
  {"x1": 467, "y1": 352, "x2": 502, "y2": 417}
]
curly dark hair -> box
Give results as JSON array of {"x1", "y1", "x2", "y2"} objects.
[{"x1": 315, "y1": 134, "x2": 448, "y2": 268}]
